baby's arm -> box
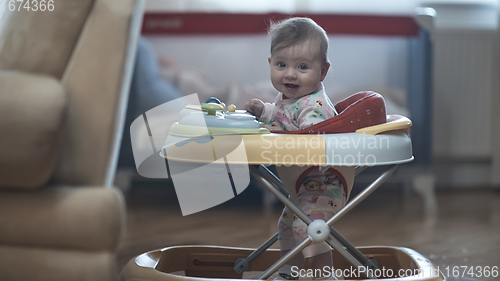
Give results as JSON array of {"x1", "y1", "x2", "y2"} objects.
[
  {"x1": 245, "y1": 98, "x2": 275, "y2": 124},
  {"x1": 244, "y1": 99, "x2": 264, "y2": 117}
]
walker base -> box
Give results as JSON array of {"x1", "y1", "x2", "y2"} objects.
[{"x1": 120, "y1": 245, "x2": 446, "y2": 281}]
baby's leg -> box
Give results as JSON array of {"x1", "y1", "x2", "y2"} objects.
[
  {"x1": 274, "y1": 165, "x2": 315, "y2": 279},
  {"x1": 293, "y1": 202, "x2": 339, "y2": 280},
  {"x1": 277, "y1": 206, "x2": 304, "y2": 280},
  {"x1": 293, "y1": 170, "x2": 347, "y2": 279},
  {"x1": 307, "y1": 251, "x2": 334, "y2": 279},
  {"x1": 291, "y1": 207, "x2": 335, "y2": 264}
]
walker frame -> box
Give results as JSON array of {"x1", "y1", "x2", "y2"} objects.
[{"x1": 121, "y1": 98, "x2": 445, "y2": 281}]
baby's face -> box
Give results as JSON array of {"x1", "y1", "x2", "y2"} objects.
[{"x1": 268, "y1": 40, "x2": 329, "y2": 99}]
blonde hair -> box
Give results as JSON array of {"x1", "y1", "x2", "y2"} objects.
[{"x1": 269, "y1": 17, "x2": 329, "y2": 63}]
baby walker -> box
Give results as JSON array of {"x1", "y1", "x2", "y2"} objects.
[{"x1": 120, "y1": 92, "x2": 446, "y2": 281}]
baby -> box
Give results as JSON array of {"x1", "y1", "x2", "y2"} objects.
[
  {"x1": 245, "y1": 18, "x2": 346, "y2": 280},
  {"x1": 245, "y1": 17, "x2": 337, "y2": 132}
]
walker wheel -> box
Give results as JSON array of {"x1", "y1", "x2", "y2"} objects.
[{"x1": 233, "y1": 258, "x2": 249, "y2": 273}]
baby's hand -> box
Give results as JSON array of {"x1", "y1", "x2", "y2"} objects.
[
  {"x1": 244, "y1": 99, "x2": 264, "y2": 117},
  {"x1": 264, "y1": 121, "x2": 284, "y2": 131}
]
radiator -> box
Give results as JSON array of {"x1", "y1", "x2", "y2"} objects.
[{"x1": 431, "y1": 30, "x2": 496, "y2": 159}]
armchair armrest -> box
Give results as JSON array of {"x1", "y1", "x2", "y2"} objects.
[{"x1": 0, "y1": 71, "x2": 66, "y2": 189}]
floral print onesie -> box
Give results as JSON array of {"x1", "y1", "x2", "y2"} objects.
[{"x1": 259, "y1": 84, "x2": 338, "y2": 130}]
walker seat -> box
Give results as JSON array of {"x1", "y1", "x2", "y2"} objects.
[
  {"x1": 121, "y1": 92, "x2": 444, "y2": 281},
  {"x1": 274, "y1": 91, "x2": 387, "y2": 135}
]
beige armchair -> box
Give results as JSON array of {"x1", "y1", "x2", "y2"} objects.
[{"x1": 0, "y1": 0, "x2": 143, "y2": 280}]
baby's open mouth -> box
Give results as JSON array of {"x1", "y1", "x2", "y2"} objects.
[{"x1": 284, "y1": 83, "x2": 299, "y2": 89}]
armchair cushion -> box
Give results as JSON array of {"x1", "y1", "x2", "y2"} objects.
[
  {"x1": 0, "y1": 186, "x2": 124, "y2": 252},
  {"x1": 0, "y1": 71, "x2": 66, "y2": 189},
  {"x1": 0, "y1": 245, "x2": 117, "y2": 281}
]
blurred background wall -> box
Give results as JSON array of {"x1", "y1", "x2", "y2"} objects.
[{"x1": 135, "y1": 0, "x2": 500, "y2": 189}]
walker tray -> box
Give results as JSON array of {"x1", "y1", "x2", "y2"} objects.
[{"x1": 162, "y1": 100, "x2": 413, "y2": 166}]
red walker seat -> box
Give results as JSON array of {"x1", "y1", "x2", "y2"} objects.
[{"x1": 273, "y1": 91, "x2": 387, "y2": 134}]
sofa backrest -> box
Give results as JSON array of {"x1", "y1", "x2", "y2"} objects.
[
  {"x1": 0, "y1": 0, "x2": 95, "y2": 79},
  {"x1": 52, "y1": 0, "x2": 141, "y2": 186}
]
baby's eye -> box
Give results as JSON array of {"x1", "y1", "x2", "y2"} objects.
[
  {"x1": 299, "y1": 65, "x2": 308, "y2": 70},
  {"x1": 278, "y1": 62, "x2": 286, "y2": 68}
]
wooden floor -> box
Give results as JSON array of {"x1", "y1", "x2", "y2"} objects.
[{"x1": 117, "y1": 179, "x2": 500, "y2": 281}]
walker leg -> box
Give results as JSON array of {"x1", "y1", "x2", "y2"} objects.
[
  {"x1": 326, "y1": 165, "x2": 399, "y2": 224},
  {"x1": 233, "y1": 166, "x2": 287, "y2": 274},
  {"x1": 324, "y1": 165, "x2": 400, "y2": 271},
  {"x1": 257, "y1": 165, "x2": 290, "y2": 197},
  {"x1": 258, "y1": 237, "x2": 313, "y2": 280},
  {"x1": 252, "y1": 170, "x2": 370, "y2": 279},
  {"x1": 234, "y1": 233, "x2": 279, "y2": 273},
  {"x1": 412, "y1": 172, "x2": 437, "y2": 213},
  {"x1": 327, "y1": 226, "x2": 379, "y2": 271},
  {"x1": 256, "y1": 165, "x2": 287, "y2": 216},
  {"x1": 250, "y1": 165, "x2": 398, "y2": 279}
]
